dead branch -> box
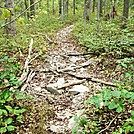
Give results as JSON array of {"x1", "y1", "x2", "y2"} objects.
[
  {"x1": 66, "y1": 52, "x2": 94, "y2": 56},
  {"x1": 46, "y1": 79, "x2": 86, "y2": 94},
  {"x1": 98, "y1": 115, "x2": 118, "y2": 134},
  {"x1": 57, "y1": 79, "x2": 86, "y2": 89},
  {"x1": 57, "y1": 59, "x2": 96, "y2": 73},
  {"x1": 0, "y1": 0, "x2": 41, "y2": 29},
  {"x1": 18, "y1": 38, "x2": 33, "y2": 83},
  {"x1": 65, "y1": 72, "x2": 117, "y2": 87}
]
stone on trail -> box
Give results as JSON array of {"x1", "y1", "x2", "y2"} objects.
[{"x1": 69, "y1": 85, "x2": 89, "y2": 94}]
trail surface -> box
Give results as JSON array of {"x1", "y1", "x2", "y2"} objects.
[{"x1": 27, "y1": 25, "x2": 115, "y2": 134}]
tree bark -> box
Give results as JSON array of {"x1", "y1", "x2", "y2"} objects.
[
  {"x1": 30, "y1": 0, "x2": 35, "y2": 18},
  {"x1": 52, "y1": 0, "x2": 55, "y2": 15},
  {"x1": 123, "y1": 0, "x2": 130, "y2": 19},
  {"x1": 24, "y1": 0, "x2": 29, "y2": 18},
  {"x1": 92, "y1": 0, "x2": 95, "y2": 12},
  {"x1": 5, "y1": 0, "x2": 16, "y2": 35},
  {"x1": 47, "y1": 0, "x2": 50, "y2": 17},
  {"x1": 99, "y1": 0, "x2": 103, "y2": 17},
  {"x1": 59, "y1": 0, "x2": 62, "y2": 15},
  {"x1": 73, "y1": 0, "x2": 76, "y2": 14}
]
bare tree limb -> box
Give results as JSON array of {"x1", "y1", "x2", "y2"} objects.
[
  {"x1": 0, "y1": 0, "x2": 41, "y2": 29},
  {"x1": 98, "y1": 115, "x2": 118, "y2": 134},
  {"x1": 18, "y1": 38, "x2": 33, "y2": 84},
  {"x1": 65, "y1": 72, "x2": 117, "y2": 87}
]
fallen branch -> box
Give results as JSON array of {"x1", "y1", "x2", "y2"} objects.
[
  {"x1": 66, "y1": 52, "x2": 94, "y2": 56},
  {"x1": 57, "y1": 59, "x2": 96, "y2": 73},
  {"x1": 65, "y1": 72, "x2": 117, "y2": 87},
  {"x1": 46, "y1": 79, "x2": 86, "y2": 94},
  {"x1": 18, "y1": 38, "x2": 33, "y2": 83},
  {"x1": 98, "y1": 115, "x2": 118, "y2": 134},
  {"x1": 57, "y1": 79, "x2": 86, "y2": 89},
  {"x1": 43, "y1": 34, "x2": 56, "y2": 44},
  {"x1": 0, "y1": 39, "x2": 34, "y2": 90}
]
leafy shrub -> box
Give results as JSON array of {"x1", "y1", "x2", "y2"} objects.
[
  {"x1": 0, "y1": 56, "x2": 26, "y2": 133},
  {"x1": 72, "y1": 18, "x2": 134, "y2": 57}
]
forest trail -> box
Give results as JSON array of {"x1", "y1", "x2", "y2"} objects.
[{"x1": 27, "y1": 25, "x2": 115, "y2": 134}]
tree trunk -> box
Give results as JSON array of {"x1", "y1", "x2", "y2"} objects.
[
  {"x1": 52, "y1": 0, "x2": 55, "y2": 15},
  {"x1": 47, "y1": 0, "x2": 49, "y2": 17},
  {"x1": 59, "y1": 0, "x2": 62, "y2": 15},
  {"x1": 66, "y1": 0, "x2": 69, "y2": 16},
  {"x1": 104, "y1": 0, "x2": 107, "y2": 14},
  {"x1": 24, "y1": 0, "x2": 29, "y2": 18},
  {"x1": 84, "y1": 0, "x2": 90, "y2": 21},
  {"x1": 99, "y1": 0, "x2": 103, "y2": 17},
  {"x1": 97, "y1": 0, "x2": 100, "y2": 20},
  {"x1": 30, "y1": 0, "x2": 35, "y2": 18},
  {"x1": 73, "y1": 0, "x2": 76, "y2": 14},
  {"x1": 92, "y1": 0, "x2": 95, "y2": 12},
  {"x1": 5, "y1": 0, "x2": 16, "y2": 35},
  {"x1": 123, "y1": 0, "x2": 130, "y2": 19}
]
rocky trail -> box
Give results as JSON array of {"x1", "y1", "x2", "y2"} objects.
[{"x1": 24, "y1": 25, "x2": 116, "y2": 134}]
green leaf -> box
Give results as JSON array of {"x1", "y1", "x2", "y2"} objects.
[
  {"x1": 2, "y1": 109, "x2": 8, "y2": 116},
  {"x1": 6, "y1": 96, "x2": 13, "y2": 102},
  {"x1": 130, "y1": 93, "x2": 134, "y2": 100},
  {"x1": 13, "y1": 108, "x2": 26, "y2": 115},
  {"x1": 130, "y1": 110, "x2": 134, "y2": 116},
  {"x1": 121, "y1": 62, "x2": 127, "y2": 68},
  {"x1": 89, "y1": 94, "x2": 103, "y2": 108},
  {"x1": 5, "y1": 105, "x2": 13, "y2": 112},
  {"x1": 103, "y1": 89, "x2": 112, "y2": 100},
  {"x1": 80, "y1": 117, "x2": 87, "y2": 125},
  {"x1": 16, "y1": 115, "x2": 23, "y2": 123},
  {"x1": 112, "y1": 90, "x2": 121, "y2": 98},
  {"x1": 7, "y1": 125, "x2": 16, "y2": 131},
  {"x1": 108, "y1": 102, "x2": 117, "y2": 109},
  {"x1": 0, "y1": 109, "x2": 8, "y2": 116},
  {"x1": 5, "y1": 117, "x2": 13, "y2": 124},
  {"x1": 104, "y1": 101, "x2": 110, "y2": 106},
  {"x1": 16, "y1": 92, "x2": 24, "y2": 100},
  {"x1": 121, "y1": 89, "x2": 128, "y2": 97},
  {"x1": 116, "y1": 106, "x2": 123, "y2": 113},
  {"x1": 73, "y1": 116, "x2": 79, "y2": 121},
  {"x1": 0, "y1": 127, "x2": 7, "y2": 133}
]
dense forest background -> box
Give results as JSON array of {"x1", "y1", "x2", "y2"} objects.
[{"x1": 0, "y1": 0, "x2": 134, "y2": 134}]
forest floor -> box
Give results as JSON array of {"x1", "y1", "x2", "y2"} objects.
[{"x1": 24, "y1": 25, "x2": 120, "y2": 134}]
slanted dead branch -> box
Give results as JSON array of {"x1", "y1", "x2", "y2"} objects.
[
  {"x1": 98, "y1": 115, "x2": 118, "y2": 134},
  {"x1": 65, "y1": 72, "x2": 117, "y2": 87}
]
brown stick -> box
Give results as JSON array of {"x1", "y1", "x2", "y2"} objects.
[{"x1": 66, "y1": 72, "x2": 117, "y2": 87}]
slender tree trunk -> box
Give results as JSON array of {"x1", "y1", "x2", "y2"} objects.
[
  {"x1": 92, "y1": 0, "x2": 95, "y2": 12},
  {"x1": 104, "y1": 0, "x2": 106, "y2": 14},
  {"x1": 62, "y1": 0, "x2": 64, "y2": 20},
  {"x1": 123, "y1": 0, "x2": 130, "y2": 19},
  {"x1": 30, "y1": 0, "x2": 35, "y2": 18},
  {"x1": 5, "y1": 0, "x2": 16, "y2": 35},
  {"x1": 84, "y1": 0, "x2": 90, "y2": 21},
  {"x1": 59, "y1": 0, "x2": 62, "y2": 15},
  {"x1": 73, "y1": 0, "x2": 76, "y2": 14},
  {"x1": 52, "y1": 0, "x2": 55, "y2": 15},
  {"x1": 97, "y1": 0, "x2": 100, "y2": 20},
  {"x1": 99, "y1": 0, "x2": 103, "y2": 17},
  {"x1": 66, "y1": 0, "x2": 69, "y2": 16},
  {"x1": 47, "y1": 0, "x2": 49, "y2": 17},
  {"x1": 24, "y1": 0, "x2": 29, "y2": 18}
]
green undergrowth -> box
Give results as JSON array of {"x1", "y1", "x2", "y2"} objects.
[
  {"x1": 71, "y1": 15, "x2": 134, "y2": 134},
  {"x1": 0, "y1": 12, "x2": 79, "y2": 58},
  {"x1": 72, "y1": 17, "x2": 134, "y2": 58},
  {"x1": 72, "y1": 58, "x2": 134, "y2": 134},
  {"x1": 0, "y1": 56, "x2": 53, "y2": 133}
]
